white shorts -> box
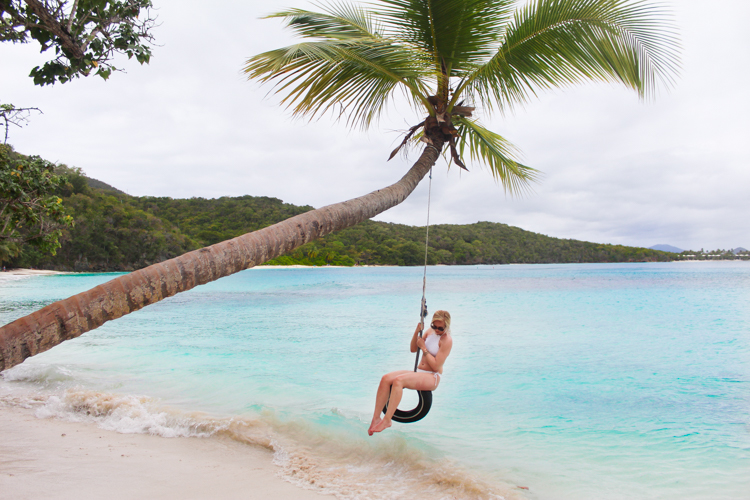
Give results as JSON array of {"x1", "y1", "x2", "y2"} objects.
[{"x1": 417, "y1": 369, "x2": 441, "y2": 388}]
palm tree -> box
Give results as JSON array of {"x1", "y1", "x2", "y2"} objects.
[{"x1": 0, "y1": 0, "x2": 678, "y2": 371}]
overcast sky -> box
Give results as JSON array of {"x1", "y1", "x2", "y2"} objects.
[{"x1": 2, "y1": 0, "x2": 748, "y2": 251}]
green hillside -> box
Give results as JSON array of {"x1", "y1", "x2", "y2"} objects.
[{"x1": 10, "y1": 170, "x2": 674, "y2": 271}]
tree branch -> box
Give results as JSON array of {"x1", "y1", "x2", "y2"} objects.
[
  {"x1": 1, "y1": 104, "x2": 42, "y2": 143},
  {"x1": 24, "y1": 0, "x2": 84, "y2": 59},
  {"x1": 66, "y1": 0, "x2": 78, "y2": 32}
]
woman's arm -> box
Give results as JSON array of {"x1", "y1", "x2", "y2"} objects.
[
  {"x1": 419, "y1": 335, "x2": 453, "y2": 372},
  {"x1": 410, "y1": 323, "x2": 423, "y2": 353}
]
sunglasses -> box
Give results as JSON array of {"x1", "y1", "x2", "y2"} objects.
[{"x1": 430, "y1": 323, "x2": 445, "y2": 332}]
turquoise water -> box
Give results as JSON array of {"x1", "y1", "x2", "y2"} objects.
[{"x1": 1, "y1": 263, "x2": 748, "y2": 499}]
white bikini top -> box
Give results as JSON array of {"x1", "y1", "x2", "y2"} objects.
[{"x1": 424, "y1": 332, "x2": 441, "y2": 356}]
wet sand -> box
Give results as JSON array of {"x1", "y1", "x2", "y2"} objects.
[{"x1": 0, "y1": 404, "x2": 334, "y2": 500}]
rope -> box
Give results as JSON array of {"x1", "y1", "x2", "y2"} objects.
[{"x1": 414, "y1": 166, "x2": 433, "y2": 372}]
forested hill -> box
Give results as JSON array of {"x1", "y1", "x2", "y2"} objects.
[{"x1": 12, "y1": 170, "x2": 674, "y2": 271}]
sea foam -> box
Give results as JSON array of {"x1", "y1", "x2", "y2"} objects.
[{"x1": 1, "y1": 385, "x2": 521, "y2": 500}]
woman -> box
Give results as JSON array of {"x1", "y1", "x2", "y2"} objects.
[{"x1": 368, "y1": 310, "x2": 453, "y2": 435}]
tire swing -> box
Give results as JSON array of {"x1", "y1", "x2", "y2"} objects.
[
  {"x1": 382, "y1": 167, "x2": 435, "y2": 424},
  {"x1": 384, "y1": 384, "x2": 432, "y2": 423}
]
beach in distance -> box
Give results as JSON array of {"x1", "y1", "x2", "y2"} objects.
[
  {"x1": 2, "y1": 268, "x2": 69, "y2": 276},
  {"x1": 1, "y1": 258, "x2": 741, "y2": 276},
  {"x1": 1, "y1": 262, "x2": 748, "y2": 499},
  {"x1": 0, "y1": 264, "x2": 385, "y2": 275}
]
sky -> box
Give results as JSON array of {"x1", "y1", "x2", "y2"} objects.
[{"x1": 1, "y1": 0, "x2": 748, "y2": 252}]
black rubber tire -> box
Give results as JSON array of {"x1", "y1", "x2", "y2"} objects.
[{"x1": 383, "y1": 389, "x2": 433, "y2": 423}]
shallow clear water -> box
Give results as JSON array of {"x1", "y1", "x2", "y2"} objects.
[{"x1": 1, "y1": 263, "x2": 748, "y2": 499}]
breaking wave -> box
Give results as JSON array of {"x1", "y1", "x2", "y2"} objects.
[{"x1": 0, "y1": 384, "x2": 523, "y2": 500}]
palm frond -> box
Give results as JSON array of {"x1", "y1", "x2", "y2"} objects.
[
  {"x1": 454, "y1": 117, "x2": 539, "y2": 194},
  {"x1": 458, "y1": 0, "x2": 680, "y2": 111},
  {"x1": 265, "y1": 4, "x2": 376, "y2": 41},
  {"x1": 246, "y1": 0, "x2": 678, "y2": 194},
  {"x1": 245, "y1": 6, "x2": 432, "y2": 129},
  {"x1": 388, "y1": 120, "x2": 425, "y2": 160},
  {"x1": 376, "y1": 0, "x2": 515, "y2": 76}
]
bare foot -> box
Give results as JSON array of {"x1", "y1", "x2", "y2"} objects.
[
  {"x1": 368, "y1": 417, "x2": 382, "y2": 436},
  {"x1": 372, "y1": 418, "x2": 392, "y2": 433}
]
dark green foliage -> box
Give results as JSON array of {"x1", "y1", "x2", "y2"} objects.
[
  {"x1": 1, "y1": 0, "x2": 155, "y2": 85},
  {"x1": 15, "y1": 188, "x2": 196, "y2": 271},
  {"x1": 128, "y1": 196, "x2": 313, "y2": 246},
  {"x1": 13, "y1": 166, "x2": 196, "y2": 271},
  {"x1": 80, "y1": 176, "x2": 124, "y2": 194},
  {"x1": 0, "y1": 144, "x2": 73, "y2": 264},
  {"x1": 276, "y1": 220, "x2": 674, "y2": 266},
  {"x1": 11, "y1": 172, "x2": 675, "y2": 271}
]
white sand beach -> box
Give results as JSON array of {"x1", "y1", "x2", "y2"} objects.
[
  {"x1": 0, "y1": 265, "x2": 385, "y2": 276},
  {"x1": 1, "y1": 268, "x2": 68, "y2": 276},
  {"x1": 0, "y1": 404, "x2": 334, "y2": 500}
]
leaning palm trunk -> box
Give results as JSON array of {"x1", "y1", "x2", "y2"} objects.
[{"x1": 0, "y1": 145, "x2": 441, "y2": 371}]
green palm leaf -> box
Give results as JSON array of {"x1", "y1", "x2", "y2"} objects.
[
  {"x1": 376, "y1": 0, "x2": 515, "y2": 74},
  {"x1": 244, "y1": 6, "x2": 432, "y2": 128},
  {"x1": 458, "y1": 0, "x2": 680, "y2": 111},
  {"x1": 267, "y1": 5, "x2": 377, "y2": 40},
  {"x1": 246, "y1": 0, "x2": 679, "y2": 191},
  {"x1": 454, "y1": 117, "x2": 540, "y2": 194}
]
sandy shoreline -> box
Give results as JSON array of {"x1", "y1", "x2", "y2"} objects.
[
  {"x1": 0, "y1": 265, "x2": 388, "y2": 276},
  {"x1": 1, "y1": 268, "x2": 69, "y2": 276},
  {"x1": 2, "y1": 261, "x2": 736, "y2": 278},
  {"x1": 0, "y1": 404, "x2": 334, "y2": 500}
]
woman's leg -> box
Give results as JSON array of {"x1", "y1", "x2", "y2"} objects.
[
  {"x1": 369, "y1": 370, "x2": 412, "y2": 435},
  {"x1": 371, "y1": 371, "x2": 437, "y2": 433}
]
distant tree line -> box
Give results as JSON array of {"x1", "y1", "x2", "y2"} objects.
[
  {"x1": 5, "y1": 168, "x2": 675, "y2": 271},
  {"x1": 676, "y1": 249, "x2": 749, "y2": 261},
  {"x1": 11, "y1": 166, "x2": 195, "y2": 271}
]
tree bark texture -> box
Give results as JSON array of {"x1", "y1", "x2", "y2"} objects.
[
  {"x1": 0, "y1": 145, "x2": 441, "y2": 371},
  {"x1": 24, "y1": 0, "x2": 85, "y2": 59}
]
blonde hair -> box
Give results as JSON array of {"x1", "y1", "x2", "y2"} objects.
[{"x1": 431, "y1": 310, "x2": 451, "y2": 332}]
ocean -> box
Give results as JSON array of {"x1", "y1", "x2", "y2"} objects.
[{"x1": 1, "y1": 262, "x2": 748, "y2": 499}]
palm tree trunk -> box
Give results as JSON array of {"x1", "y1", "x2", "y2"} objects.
[{"x1": 0, "y1": 145, "x2": 442, "y2": 371}]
